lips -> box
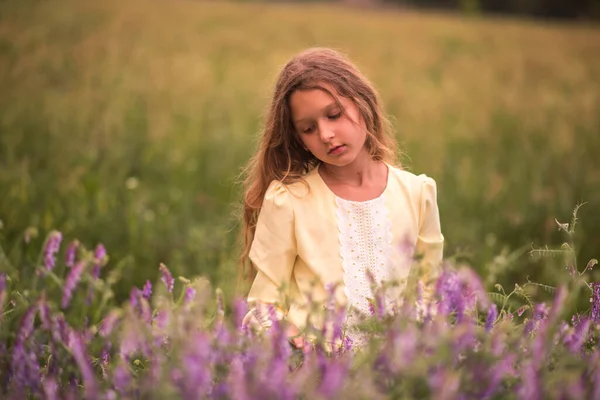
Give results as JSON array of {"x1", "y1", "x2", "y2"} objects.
[{"x1": 328, "y1": 145, "x2": 345, "y2": 154}]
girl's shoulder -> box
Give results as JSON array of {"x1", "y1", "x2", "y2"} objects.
[
  {"x1": 262, "y1": 168, "x2": 319, "y2": 203},
  {"x1": 387, "y1": 164, "x2": 439, "y2": 197}
]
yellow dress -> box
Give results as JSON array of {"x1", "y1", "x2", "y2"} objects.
[{"x1": 244, "y1": 163, "x2": 444, "y2": 337}]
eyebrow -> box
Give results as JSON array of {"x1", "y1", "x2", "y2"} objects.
[{"x1": 293, "y1": 102, "x2": 341, "y2": 125}]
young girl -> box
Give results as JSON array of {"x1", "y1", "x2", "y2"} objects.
[{"x1": 240, "y1": 47, "x2": 444, "y2": 349}]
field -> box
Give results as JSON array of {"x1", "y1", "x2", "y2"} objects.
[
  {"x1": 1, "y1": 0, "x2": 600, "y2": 300},
  {"x1": 2, "y1": 0, "x2": 600, "y2": 397}
]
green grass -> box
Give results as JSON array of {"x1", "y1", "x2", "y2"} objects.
[{"x1": 1, "y1": 0, "x2": 599, "y2": 301}]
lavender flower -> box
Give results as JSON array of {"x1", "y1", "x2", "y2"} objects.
[
  {"x1": 43, "y1": 231, "x2": 62, "y2": 271},
  {"x1": 62, "y1": 261, "x2": 85, "y2": 309},
  {"x1": 173, "y1": 332, "x2": 214, "y2": 398},
  {"x1": 159, "y1": 263, "x2": 174, "y2": 293},
  {"x1": 43, "y1": 377, "x2": 58, "y2": 400},
  {"x1": 517, "y1": 362, "x2": 541, "y2": 400},
  {"x1": 436, "y1": 270, "x2": 466, "y2": 321},
  {"x1": 184, "y1": 287, "x2": 196, "y2": 304},
  {"x1": 99, "y1": 309, "x2": 121, "y2": 337},
  {"x1": 232, "y1": 297, "x2": 248, "y2": 328},
  {"x1": 485, "y1": 304, "x2": 498, "y2": 332},
  {"x1": 142, "y1": 280, "x2": 152, "y2": 300},
  {"x1": 92, "y1": 243, "x2": 107, "y2": 278},
  {"x1": 591, "y1": 283, "x2": 600, "y2": 324},
  {"x1": 565, "y1": 317, "x2": 591, "y2": 354},
  {"x1": 481, "y1": 354, "x2": 516, "y2": 398},
  {"x1": 112, "y1": 363, "x2": 132, "y2": 395},
  {"x1": 65, "y1": 240, "x2": 79, "y2": 267},
  {"x1": 38, "y1": 294, "x2": 52, "y2": 330},
  {"x1": 0, "y1": 272, "x2": 6, "y2": 317},
  {"x1": 69, "y1": 330, "x2": 99, "y2": 398}
]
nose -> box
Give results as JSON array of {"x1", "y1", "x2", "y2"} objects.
[{"x1": 318, "y1": 122, "x2": 335, "y2": 143}]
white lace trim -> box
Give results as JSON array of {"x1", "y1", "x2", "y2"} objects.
[{"x1": 336, "y1": 194, "x2": 394, "y2": 347}]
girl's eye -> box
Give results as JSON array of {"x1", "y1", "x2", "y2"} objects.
[
  {"x1": 303, "y1": 126, "x2": 315, "y2": 134},
  {"x1": 328, "y1": 112, "x2": 341, "y2": 120}
]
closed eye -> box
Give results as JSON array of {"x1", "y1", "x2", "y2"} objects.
[
  {"x1": 328, "y1": 112, "x2": 341, "y2": 120},
  {"x1": 302, "y1": 125, "x2": 316, "y2": 134}
]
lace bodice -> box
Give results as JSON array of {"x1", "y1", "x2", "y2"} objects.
[{"x1": 336, "y1": 194, "x2": 395, "y2": 347}]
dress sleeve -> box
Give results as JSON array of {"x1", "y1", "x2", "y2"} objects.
[
  {"x1": 243, "y1": 180, "x2": 297, "y2": 330},
  {"x1": 415, "y1": 175, "x2": 444, "y2": 309}
]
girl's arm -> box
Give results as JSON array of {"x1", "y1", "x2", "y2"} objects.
[
  {"x1": 414, "y1": 175, "x2": 445, "y2": 312},
  {"x1": 243, "y1": 181, "x2": 297, "y2": 331}
]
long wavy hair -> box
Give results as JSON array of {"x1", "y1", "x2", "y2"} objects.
[{"x1": 239, "y1": 47, "x2": 400, "y2": 280}]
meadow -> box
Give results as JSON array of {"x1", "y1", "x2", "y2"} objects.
[
  {"x1": 1, "y1": 0, "x2": 600, "y2": 303},
  {"x1": 1, "y1": 0, "x2": 600, "y2": 397}
]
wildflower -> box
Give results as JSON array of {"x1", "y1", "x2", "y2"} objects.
[
  {"x1": 65, "y1": 240, "x2": 79, "y2": 267},
  {"x1": 232, "y1": 297, "x2": 248, "y2": 328},
  {"x1": 99, "y1": 309, "x2": 121, "y2": 337},
  {"x1": 591, "y1": 283, "x2": 600, "y2": 324},
  {"x1": 62, "y1": 261, "x2": 85, "y2": 309},
  {"x1": 92, "y1": 243, "x2": 106, "y2": 278},
  {"x1": 481, "y1": 354, "x2": 516, "y2": 398},
  {"x1": 113, "y1": 363, "x2": 132, "y2": 395},
  {"x1": 68, "y1": 330, "x2": 99, "y2": 399},
  {"x1": 184, "y1": 286, "x2": 196, "y2": 304},
  {"x1": 159, "y1": 263, "x2": 174, "y2": 293},
  {"x1": 142, "y1": 280, "x2": 152, "y2": 300},
  {"x1": 485, "y1": 304, "x2": 498, "y2": 332},
  {"x1": 38, "y1": 294, "x2": 52, "y2": 330},
  {"x1": 564, "y1": 317, "x2": 591, "y2": 354},
  {"x1": 42, "y1": 377, "x2": 58, "y2": 400},
  {"x1": 0, "y1": 272, "x2": 6, "y2": 318},
  {"x1": 317, "y1": 357, "x2": 349, "y2": 398},
  {"x1": 43, "y1": 231, "x2": 62, "y2": 271},
  {"x1": 517, "y1": 362, "x2": 541, "y2": 400}
]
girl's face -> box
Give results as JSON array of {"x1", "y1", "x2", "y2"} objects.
[{"x1": 289, "y1": 84, "x2": 369, "y2": 168}]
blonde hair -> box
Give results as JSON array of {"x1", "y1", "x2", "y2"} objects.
[{"x1": 239, "y1": 47, "x2": 399, "y2": 280}]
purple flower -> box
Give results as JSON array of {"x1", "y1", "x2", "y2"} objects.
[
  {"x1": 185, "y1": 287, "x2": 196, "y2": 304},
  {"x1": 524, "y1": 303, "x2": 549, "y2": 335},
  {"x1": 159, "y1": 263, "x2": 174, "y2": 293},
  {"x1": 517, "y1": 362, "x2": 541, "y2": 400},
  {"x1": 62, "y1": 261, "x2": 85, "y2": 309},
  {"x1": 129, "y1": 287, "x2": 151, "y2": 323},
  {"x1": 142, "y1": 280, "x2": 152, "y2": 300},
  {"x1": 565, "y1": 317, "x2": 591, "y2": 354},
  {"x1": 428, "y1": 366, "x2": 460, "y2": 400},
  {"x1": 65, "y1": 240, "x2": 79, "y2": 268},
  {"x1": 113, "y1": 363, "x2": 131, "y2": 395},
  {"x1": 38, "y1": 295, "x2": 52, "y2": 330},
  {"x1": 591, "y1": 283, "x2": 600, "y2": 323},
  {"x1": 68, "y1": 330, "x2": 99, "y2": 399},
  {"x1": 99, "y1": 309, "x2": 121, "y2": 337},
  {"x1": 592, "y1": 355, "x2": 600, "y2": 400},
  {"x1": 92, "y1": 243, "x2": 107, "y2": 278},
  {"x1": 43, "y1": 377, "x2": 58, "y2": 400},
  {"x1": 485, "y1": 304, "x2": 498, "y2": 332},
  {"x1": 317, "y1": 357, "x2": 348, "y2": 397},
  {"x1": 51, "y1": 314, "x2": 70, "y2": 344},
  {"x1": 44, "y1": 231, "x2": 62, "y2": 271},
  {"x1": 232, "y1": 297, "x2": 248, "y2": 328},
  {"x1": 173, "y1": 332, "x2": 215, "y2": 398},
  {"x1": 0, "y1": 272, "x2": 7, "y2": 318},
  {"x1": 481, "y1": 354, "x2": 516, "y2": 398},
  {"x1": 11, "y1": 341, "x2": 40, "y2": 395},
  {"x1": 435, "y1": 270, "x2": 466, "y2": 321}
]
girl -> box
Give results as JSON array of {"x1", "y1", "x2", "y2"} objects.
[{"x1": 240, "y1": 47, "x2": 444, "y2": 349}]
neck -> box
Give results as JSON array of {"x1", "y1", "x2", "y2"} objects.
[{"x1": 320, "y1": 151, "x2": 381, "y2": 187}]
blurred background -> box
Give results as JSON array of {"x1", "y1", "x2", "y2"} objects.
[{"x1": 1, "y1": 0, "x2": 599, "y2": 303}]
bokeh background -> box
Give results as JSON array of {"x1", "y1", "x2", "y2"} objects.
[{"x1": 1, "y1": 0, "x2": 599, "y2": 303}]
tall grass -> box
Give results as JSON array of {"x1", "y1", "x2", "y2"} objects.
[{"x1": 1, "y1": 0, "x2": 599, "y2": 300}]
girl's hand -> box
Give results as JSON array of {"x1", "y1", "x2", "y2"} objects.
[{"x1": 286, "y1": 321, "x2": 305, "y2": 349}]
